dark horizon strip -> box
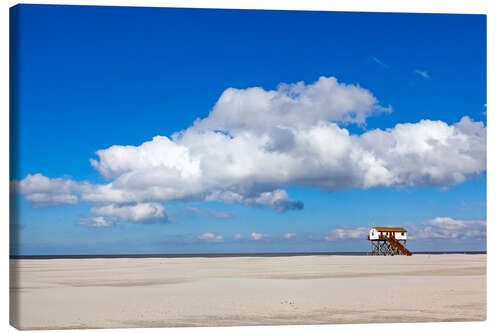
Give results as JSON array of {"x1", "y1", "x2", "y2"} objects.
[{"x1": 10, "y1": 251, "x2": 487, "y2": 260}]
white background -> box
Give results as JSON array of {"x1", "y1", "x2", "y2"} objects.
[{"x1": 1, "y1": 1, "x2": 498, "y2": 332}]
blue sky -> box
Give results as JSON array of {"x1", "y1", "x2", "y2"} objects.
[{"x1": 10, "y1": 5, "x2": 486, "y2": 255}]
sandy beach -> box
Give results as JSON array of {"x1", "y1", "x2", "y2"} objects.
[{"x1": 10, "y1": 254, "x2": 486, "y2": 330}]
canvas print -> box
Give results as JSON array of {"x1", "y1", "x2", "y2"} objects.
[{"x1": 9, "y1": 4, "x2": 486, "y2": 330}]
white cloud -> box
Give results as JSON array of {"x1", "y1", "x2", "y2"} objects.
[
  {"x1": 251, "y1": 232, "x2": 266, "y2": 240},
  {"x1": 78, "y1": 216, "x2": 116, "y2": 228},
  {"x1": 12, "y1": 76, "x2": 486, "y2": 223},
  {"x1": 282, "y1": 233, "x2": 296, "y2": 239},
  {"x1": 409, "y1": 217, "x2": 486, "y2": 240},
  {"x1": 11, "y1": 173, "x2": 80, "y2": 207},
  {"x1": 242, "y1": 190, "x2": 303, "y2": 212},
  {"x1": 90, "y1": 203, "x2": 166, "y2": 223},
  {"x1": 72, "y1": 116, "x2": 484, "y2": 208},
  {"x1": 358, "y1": 117, "x2": 486, "y2": 187},
  {"x1": 197, "y1": 232, "x2": 224, "y2": 242},
  {"x1": 324, "y1": 227, "x2": 369, "y2": 241},
  {"x1": 25, "y1": 193, "x2": 78, "y2": 207},
  {"x1": 196, "y1": 76, "x2": 389, "y2": 132},
  {"x1": 414, "y1": 70, "x2": 430, "y2": 79}
]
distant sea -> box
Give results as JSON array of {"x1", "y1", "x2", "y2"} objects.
[{"x1": 10, "y1": 251, "x2": 486, "y2": 259}]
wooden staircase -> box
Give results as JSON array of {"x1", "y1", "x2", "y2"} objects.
[{"x1": 379, "y1": 235, "x2": 412, "y2": 256}]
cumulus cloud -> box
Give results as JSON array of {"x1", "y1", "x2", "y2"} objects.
[
  {"x1": 90, "y1": 203, "x2": 166, "y2": 223},
  {"x1": 408, "y1": 217, "x2": 486, "y2": 240},
  {"x1": 25, "y1": 193, "x2": 78, "y2": 207},
  {"x1": 72, "y1": 116, "x2": 484, "y2": 208},
  {"x1": 197, "y1": 232, "x2": 224, "y2": 242},
  {"x1": 414, "y1": 70, "x2": 430, "y2": 79},
  {"x1": 241, "y1": 190, "x2": 303, "y2": 212},
  {"x1": 282, "y1": 233, "x2": 296, "y2": 239},
  {"x1": 12, "y1": 76, "x2": 486, "y2": 223},
  {"x1": 196, "y1": 76, "x2": 389, "y2": 132},
  {"x1": 324, "y1": 227, "x2": 369, "y2": 241},
  {"x1": 11, "y1": 173, "x2": 80, "y2": 207}
]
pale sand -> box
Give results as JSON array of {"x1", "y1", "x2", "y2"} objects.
[{"x1": 10, "y1": 254, "x2": 486, "y2": 330}]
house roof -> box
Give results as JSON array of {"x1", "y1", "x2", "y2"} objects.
[{"x1": 373, "y1": 227, "x2": 407, "y2": 232}]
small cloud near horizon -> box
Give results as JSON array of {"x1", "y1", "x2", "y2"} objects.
[
  {"x1": 197, "y1": 232, "x2": 224, "y2": 242},
  {"x1": 251, "y1": 232, "x2": 266, "y2": 240}
]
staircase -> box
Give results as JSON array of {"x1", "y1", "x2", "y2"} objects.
[{"x1": 379, "y1": 235, "x2": 412, "y2": 256}]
